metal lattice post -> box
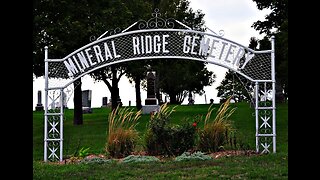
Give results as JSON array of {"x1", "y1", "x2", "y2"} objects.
[
  {"x1": 59, "y1": 89, "x2": 64, "y2": 161},
  {"x1": 255, "y1": 81, "x2": 259, "y2": 153},
  {"x1": 44, "y1": 46, "x2": 48, "y2": 162},
  {"x1": 271, "y1": 36, "x2": 276, "y2": 153},
  {"x1": 44, "y1": 47, "x2": 64, "y2": 162}
]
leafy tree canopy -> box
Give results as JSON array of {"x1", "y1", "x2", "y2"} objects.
[{"x1": 251, "y1": 0, "x2": 288, "y2": 100}]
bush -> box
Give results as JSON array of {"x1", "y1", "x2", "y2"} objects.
[
  {"x1": 145, "y1": 103, "x2": 197, "y2": 156},
  {"x1": 198, "y1": 97, "x2": 236, "y2": 152},
  {"x1": 106, "y1": 106, "x2": 141, "y2": 158}
]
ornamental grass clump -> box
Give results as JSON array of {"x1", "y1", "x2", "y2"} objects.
[
  {"x1": 198, "y1": 96, "x2": 236, "y2": 152},
  {"x1": 106, "y1": 106, "x2": 141, "y2": 158}
]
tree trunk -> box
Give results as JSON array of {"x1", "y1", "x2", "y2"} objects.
[
  {"x1": 169, "y1": 92, "x2": 178, "y2": 104},
  {"x1": 111, "y1": 66, "x2": 119, "y2": 110},
  {"x1": 73, "y1": 79, "x2": 83, "y2": 125},
  {"x1": 134, "y1": 77, "x2": 142, "y2": 110}
]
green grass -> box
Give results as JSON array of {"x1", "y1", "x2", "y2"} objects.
[{"x1": 33, "y1": 102, "x2": 288, "y2": 179}]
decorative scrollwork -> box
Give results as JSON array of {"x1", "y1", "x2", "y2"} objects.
[
  {"x1": 218, "y1": 30, "x2": 225, "y2": 37},
  {"x1": 166, "y1": 18, "x2": 175, "y2": 28},
  {"x1": 90, "y1": 35, "x2": 96, "y2": 42},
  {"x1": 138, "y1": 8, "x2": 175, "y2": 29},
  {"x1": 108, "y1": 27, "x2": 122, "y2": 36},
  {"x1": 259, "y1": 109, "x2": 272, "y2": 116}
]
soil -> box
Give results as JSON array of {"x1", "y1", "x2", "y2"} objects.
[{"x1": 208, "y1": 150, "x2": 258, "y2": 159}]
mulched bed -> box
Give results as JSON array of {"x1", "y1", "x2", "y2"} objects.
[
  {"x1": 48, "y1": 150, "x2": 259, "y2": 165},
  {"x1": 208, "y1": 150, "x2": 259, "y2": 159}
]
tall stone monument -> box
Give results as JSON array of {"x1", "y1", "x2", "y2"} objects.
[
  {"x1": 35, "y1": 90, "x2": 44, "y2": 111},
  {"x1": 145, "y1": 72, "x2": 157, "y2": 105},
  {"x1": 142, "y1": 72, "x2": 160, "y2": 114}
]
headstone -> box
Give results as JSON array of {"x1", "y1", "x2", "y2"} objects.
[
  {"x1": 142, "y1": 72, "x2": 160, "y2": 114},
  {"x1": 82, "y1": 90, "x2": 92, "y2": 113},
  {"x1": 107, "y1": 98, "x2": 112, "y2": 108},
  {"x1": 35, "y1": 90, "x2": 44, "y2": 111},
  {"x1": 63, "y1": 92, "x2": 68, "y2": 108},
  {"x1": 204, "y1": 94, "x2": 207, "y2": 104},
  {"x1": 117, "y1": 95, "x2": 123, "y2": 107},
  {"x1": 105, "y1": 97, "x2": 122, "y2": 108},
  {"x1": 54, "y1": 92, "x2": 68, "y2": 109},
  {"x1": 188, "y1": 92, "x2": 194, "y2": 105},
  {"x1": 145, "y1": 72, "x2": 157, "y2": 105},
  {"x1": 101, "y1": 97, "x2": 108, "y2": 107}
]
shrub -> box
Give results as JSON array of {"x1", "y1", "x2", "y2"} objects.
[
  {"x1": 122, "y1": 155, "x2": 160, "y2": 163},
  {"x1": 198, "y1": 96, "x2": 236, "y2": 152},
  {"x1": 145, "y1": 103, "x2": 197, "y2": 156},
  {"x1": 106, "y1": 106, "x2": 141, "y2": 158},
  {"x1": 174, "y1": 151, "x2": 212, "y2": 161}
]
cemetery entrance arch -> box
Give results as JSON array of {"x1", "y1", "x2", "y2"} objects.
[{"x1": 44, "y1": 10, "x2": 276, "y2": 162}]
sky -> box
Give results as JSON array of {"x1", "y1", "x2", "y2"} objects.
[{"x1": 33, "y1": 0, "x2": 271, "y2": 110}]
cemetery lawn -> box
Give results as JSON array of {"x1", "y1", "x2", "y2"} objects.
[{"x1": 33, "y1": 102, "x2": 288, "y2": 179}]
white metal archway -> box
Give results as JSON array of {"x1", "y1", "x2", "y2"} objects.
[{"x1": 44, "y1": 9, "x2": 276, "y2": 162}]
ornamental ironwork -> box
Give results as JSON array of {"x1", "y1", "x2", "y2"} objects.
[{"x1": 43, "y1": 9, "x2": 276, "y2": 162}]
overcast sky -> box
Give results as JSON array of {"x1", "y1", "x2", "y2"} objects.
[{"x1": 33, "y1": 0, "x2": 271, "y2": 110}]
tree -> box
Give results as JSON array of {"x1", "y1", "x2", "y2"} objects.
[
  {"x1": 90, "y1": 65, "x2": 126, "y2": 110},
  {"x1": 88, "y1": 0, "x2": 152, "y2": 110},
  {"x1": 152, "y1": 59, "x2": 214, "y2": 104},
  {"x1": 73, "y1": 79, "x2": 83, "y2": 125},
  {"x1": 123, "y1": 61, "x2": 149, "y2": 110},
  {"x1": 33, "y1": 0, "x2": 96, "y2": 125},
  {"x1": 148, "y1": 0, "x2": 214, "y2": 104},
  {"x1": 251, "y1": 0, "x2": 288, "y2": 101},
  {"x1": 216, "y1": 70, "x2": 251, "y2": 103},
  {"x1": 249, "y1": 37, "x2": 259, "y2": 50},
  {"x1": 216, "y1": 37, "x2": 258, "y2": 103},
  {"x1": 33, "y1": 0, "x2": 152, "y2": 115},
  {"x1": 251, "y1": 0, "x2": 288, "y2": 36}
]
